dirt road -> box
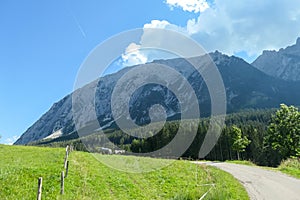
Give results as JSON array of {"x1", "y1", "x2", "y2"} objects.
[{"x1": 194, "y1": 162, "x2": 300, "y2": 200}]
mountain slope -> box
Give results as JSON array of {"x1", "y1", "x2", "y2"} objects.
[
  {"x1": 15, "y1": 95, "x2": 74, "y2": 145},
  {"x1": 15, "y1": 52, "x2": 300, "y2": 145},
  {"x1": 252, "y1": 38, "x2": 300, "y2": 81}
]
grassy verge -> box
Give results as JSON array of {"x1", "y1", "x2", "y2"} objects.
[
  {"x1": 278, "y1": 158, "x2": 300, "y2": 179},
  {"x1": 225, "y1": 159, "x2": 300, "y2": 179},
  {"x1": 0, "y1": 145, "x2": 249, "y2": 199},
  {"x1": 225, "y1": 160, "x2": 256, "y2": 166}
]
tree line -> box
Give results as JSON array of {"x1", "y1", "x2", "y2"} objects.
[{"x1": 31, "y1": 105, "x2": 300, "y2": 167}]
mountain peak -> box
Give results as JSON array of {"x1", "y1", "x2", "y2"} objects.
[
  {"x1": 296, "y1": 37, "x2": 300, "y2": 45},
  {"x1": 210, "y1": 50, "x2": 225, "y2": 57},
  {"x1": 209, "y1": 50, "x2": 230, "y2": 62},
  {"x1": 252, "y1": 36, "x2": 300, "y2": 81}
]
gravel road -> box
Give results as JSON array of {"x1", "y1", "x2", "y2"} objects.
[{"x1": 194, "y1": 162, "x2": 300, "y2": 200}]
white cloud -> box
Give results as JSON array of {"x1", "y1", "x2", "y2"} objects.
[
  {"x1": 144, "y1": 20, "x2": 171, "y2": 29},
  {"x1": 143, "y1": 0, "x2": 300, "y2": 62},
  {"x1": 120, "y1": 20, "x2": 189, "y2": 67},
  {"x1": 4, "y1": 135, "x2": 20, "y2": 145},
  {"x1": 122, "y1": 0, "x2": 300, "y2": 65},
  {"x1": 121, "y1": 43, "x2": 148, "y2": 66},
  {"x1": 187, "y1": 0, "x2": 300, "y2": 58},
  {"x1": 165, "y1": 0, "x2": 209, "y2": 13},
  {"x1": 141, "y1": 20, "x2": 188, "y2": 47}
]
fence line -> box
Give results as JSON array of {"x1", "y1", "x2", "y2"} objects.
[{"x1": 35, "y1": 145, "x2": 73, "y2": 198}]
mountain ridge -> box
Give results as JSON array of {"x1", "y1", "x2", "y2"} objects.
[
  {"x1": 252, "y1": 38, "x2": 300, "y2": 81},
  {"x1": 15, "y1": 51, "x2": 300, "y2": 145}
]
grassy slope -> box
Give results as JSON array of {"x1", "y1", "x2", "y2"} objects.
[{"x1": 0, "y1": 145, "x2": 248, "y2": 200}]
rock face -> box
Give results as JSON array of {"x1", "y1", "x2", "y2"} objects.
[
  {"x1": 15, "y1": 95, "x2": 74, "y2": 145},
  {"x1": 252, "y1": 38, "x2": 300, "y2": 81},
  {"x1": 14, "y1": 51, "x2": 300, "y2": 145}
]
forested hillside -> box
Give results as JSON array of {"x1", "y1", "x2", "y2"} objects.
[{"x1": 30, "y1": 105, "x2": 300, "y2": 167}]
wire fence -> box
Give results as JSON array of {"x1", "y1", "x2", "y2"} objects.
[{"x1": 36, "y1": 145, "x2": 73, "y2": 200}]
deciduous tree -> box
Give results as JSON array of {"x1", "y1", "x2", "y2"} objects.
[
  {"x1": 230, "y1": 125, "x2": 251, "y2": 160},
  {"x1": 266, "y1": 104, "x2": 300, "y2": 159}
]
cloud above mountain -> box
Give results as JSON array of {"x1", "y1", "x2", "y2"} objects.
[
  {"x1": 122, "y1": 0, "x2": 300, "y2": 66},
  {"x1": 165, "y1": 0, "x2": 210, "y2": 13},
  {"x1": 121, "y1": 43, "x2": 148, "y2": 67},
  {"x1": 184, "y1": 0, "x2": 300, "y2": 57}
]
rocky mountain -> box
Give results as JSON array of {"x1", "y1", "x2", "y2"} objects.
[
  {"x1": 252, "y1": 38, "x2": 300, "y2": 81},
  {"x1": 15, "y1": 51, "x2": 300, "y2": 145},
  {"x1": 14, "y1": 95, "x2": 74, "y2": 145}
]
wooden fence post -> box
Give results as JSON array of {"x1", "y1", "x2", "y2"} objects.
[
  {"x1": 65, "y1": 161, "x2": 69, "y2": 178},
  {"x1": 64, "y1": 148, "x2": 69, "y2": 169},
  {"x1": 64, "y1": 156, "x2": 68, "y2": 169},
  {"x1": 60, "y1": 171, "x2": 64, "y2": 195},
  {"x1": 37, "y1": 177, "x2": 42, "y2": 200}
]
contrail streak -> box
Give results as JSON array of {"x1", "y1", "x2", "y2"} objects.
[{"x1": 72, "y1": 15, "x2": 86, "y2": 38}]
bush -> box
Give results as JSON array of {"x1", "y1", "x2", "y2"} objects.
[{"x1": 279, "y1": 158, "x2": 300, "y2": 169}]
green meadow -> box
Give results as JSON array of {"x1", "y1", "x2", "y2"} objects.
[{"x1": 0, "y1": 145, "x2": 248, "y2": 199}]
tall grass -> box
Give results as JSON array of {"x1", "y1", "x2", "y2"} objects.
[{"x1": 278, "y1": 158, "x2": 300, "y2": 179}]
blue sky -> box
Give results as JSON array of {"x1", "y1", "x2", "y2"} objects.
[{"x1": 1, "y1": 0, "x2": 300, "y2": 144}]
